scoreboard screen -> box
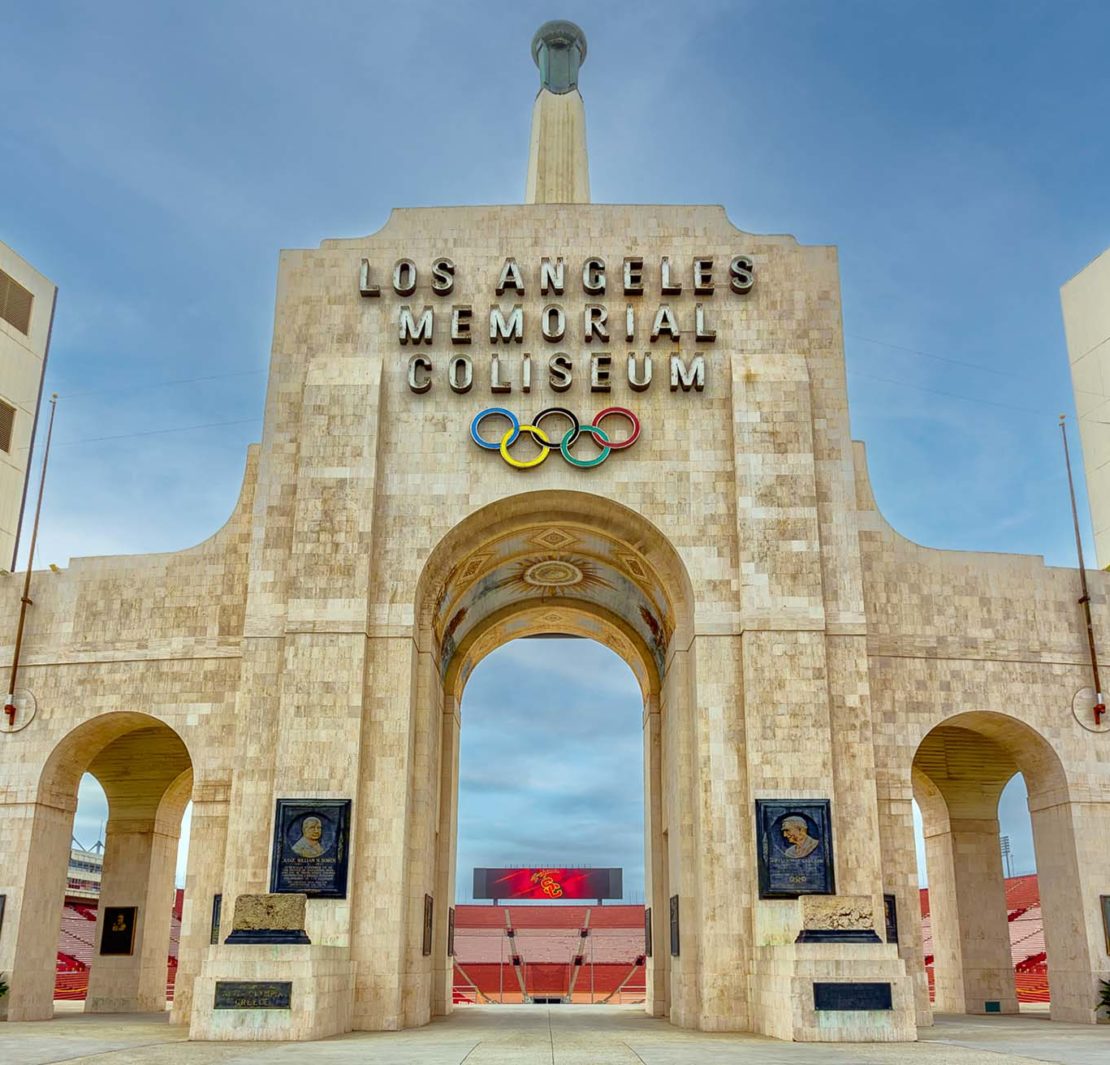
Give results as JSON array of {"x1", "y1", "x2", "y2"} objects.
[{"x1": 473, "y1": 867, "x2": 623, "y2": 901}]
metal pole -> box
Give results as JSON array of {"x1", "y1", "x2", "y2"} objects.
[
  {"x1": 1060, "y1": 415, "x2": 1105, "y2": 726},
  {"x1": 5, "y1": 394, "x2": 58, "y2": 728}
]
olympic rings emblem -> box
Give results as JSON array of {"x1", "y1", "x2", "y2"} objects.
[{"x1": 470, "y1": 407, "x2": 641, "y2": 469}]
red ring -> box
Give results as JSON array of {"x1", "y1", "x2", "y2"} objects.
[{"x1": 591, "y1": 407, "x2": 640, "y2": 450}]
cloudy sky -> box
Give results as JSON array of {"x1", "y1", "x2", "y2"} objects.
[{"x1": 6, "y1": 2, "x2": 1109, "y2": 891}]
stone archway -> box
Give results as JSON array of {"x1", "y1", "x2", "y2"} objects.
[
  {"x1": 910, "y1": 710, "x2": 1089, "y2": 1022},
  {"x1": 5, "y1": 712, "x2": 193, "y2": 1021},
  {"x1": 393, "y1": 490, "x2": 696, "y2": 1028}
]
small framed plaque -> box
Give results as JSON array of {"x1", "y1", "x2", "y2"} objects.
[
  {"x1": 644, "y1": 906, "x2": 652, "y2": 958},
  {"x1": 669, "y1": 895, "x2": 680, "y2": 957},
  {"x1": 269, "y1": 799, "x2": 351, "y2": 899},
  {"x1": 422, "y1": 894, "x2": 434, "y2": 957},
  {"x1": 0, "y1": 893, "x2": 6, "y2": 938},
  {"x1": 210, "y1": 894, "x2": 223, "y2": 945},
  {"x1": 1101, "y1": 895, "x2": 1110, "y2": 954},
  {"x1": 448, "y1": 906, "x2": 456, "y2": 957},
  {"x1": 756, "y1": 799, "x2": 835, "y2": 899},
  {"x1": 99, "y1": 906, "x2": 137, "y2": 956},
  {"x1": 883, "y1": 893, "x2": 899, "y2": 944}
]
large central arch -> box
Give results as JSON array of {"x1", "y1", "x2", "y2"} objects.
[{"x1": 405, "y1": 490, "x2": 696, "y2": 1024}]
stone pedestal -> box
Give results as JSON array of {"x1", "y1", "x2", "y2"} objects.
[{"x1": 189, "y1": 945, "x2": 354, "y2": 1041}]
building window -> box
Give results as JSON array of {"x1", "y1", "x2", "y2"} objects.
[
  {"x1": 0, "y1": 400, "x2": 14, "y2": 453},
  {"x1": 0, "y1": 268, "x2": 33, "y2": 335}
]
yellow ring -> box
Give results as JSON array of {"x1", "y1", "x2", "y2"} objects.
[{"x1": 500, "y1": 424, "x2": 551, "y2": 468}]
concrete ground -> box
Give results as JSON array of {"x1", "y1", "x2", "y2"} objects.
[{"x1": 2, "y1": 1004, "x2": 1108, "y2": 1065}]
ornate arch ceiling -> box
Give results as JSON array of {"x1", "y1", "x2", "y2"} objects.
[{"x1": 434, "y1": 523, "x2": 675, "y2": 686}]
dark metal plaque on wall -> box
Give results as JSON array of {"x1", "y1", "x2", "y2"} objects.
[
  {"x1": 644, "y1": 906, "x2": 652, "y2": 957},
  {"x1": 214, "y1": 980, "x2": 292, "y2": 1009},
  {"x1": 883, "y1": 893, "x2": 899, "y2": 944},
  {"x1": 422, "y1": 894, "x2": 434, "y2": 956},
  {"x1": 813, "y1": 982, "x2": 892, "y2": 1011},
  {"x1": 669, "y1": 895, "x2": 680, "y2": 956},
  {"x1": 755, "y1": 799, "x2": 835, "y2": 898},
  {"x1": 99, "y1": 906, "x2": 137, "y2": 955},
  {"x1": 210, "y1": 893, "x2": 223, "y2": 945},
  {"x1": 269, "y1": 799, "x2": 351, "y2": 898},
  {"x1": 448, "y1": 906, "x2": 456, "y2": 957}
]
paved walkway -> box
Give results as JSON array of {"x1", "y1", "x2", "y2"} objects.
[{"x1": 2, "y1": 1004, "x2": 1107, "y2": 1065}]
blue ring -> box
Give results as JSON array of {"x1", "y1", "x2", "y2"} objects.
[{"x1": 471, "y1": 408, "x2": 520, "y2": 450}]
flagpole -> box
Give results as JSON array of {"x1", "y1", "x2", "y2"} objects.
[
  {"x1": 1059, "y1": 414, "x2": 1105, "y2": 726},
  {"x1": 5, "y1": 393, "x2": 58, "y2": 728}
]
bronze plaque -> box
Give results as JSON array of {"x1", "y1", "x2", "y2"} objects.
[
  {"x1": 269, "y1": 799, "x2": 351, "y2": 899},
  {"x1": 756, "y1": 799, "x2": 835, "y2": 898},
  {"x1": 214, "y1": 980, "x2": 292, "y2": 1009}
]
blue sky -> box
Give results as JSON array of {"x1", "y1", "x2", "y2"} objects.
[{"x1": 6, "y1": 2, "x2": 1107, "y2": 891}]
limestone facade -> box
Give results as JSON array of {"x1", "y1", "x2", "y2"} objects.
[
  {"x1": 1063, "y1": 246, "x2": 1110, "y2": 567},
  {"x1": 0, "y1": 201, "x2": 1106, "y2": 1042},
  {"x1": 0, "y1": 240, "x2": 55, "y2": 572},
  {"x1": 2, "y1": 22, "x2": 1109, "y2": 1041}
]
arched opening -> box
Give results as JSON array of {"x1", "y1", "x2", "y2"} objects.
[
  {"x1": 6, "y1": 712, "x2": 194, "y2": 1021},
  {"x1": 452, "y1": 636, "x2": 645, "y2": 1004},
  {"x1": 910, "y1": 711, "x2": 1074, "y2": 1021},
  {"x1": 399, "y1": 490, "x2": 696, "y2": 1028}
]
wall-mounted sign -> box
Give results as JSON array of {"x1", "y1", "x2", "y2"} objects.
[
  {"x1": 99, "y1": 906, "x2": 137, "y2": 956},
  {"x1": 214, "y1": 981, "x2": 292, "y2": 1010},
  {"x1": 360, "y1": 253, "x2": 755, "y2": 397},
  {"x1": 470, "y1": 407, "x2": 639, "y2": 469},
  {"x1": 422, "y1": 894, "x2": 434, "y2": 957},
  {"x1": 472, "y1": 867, "x2": 623, "y2": 901},
  {"x1": 755, "y1": 799, "x2": 835, "y2": 899},
  {"x1": 269, "y1": 799, "x2": 352, "y2": 899}
]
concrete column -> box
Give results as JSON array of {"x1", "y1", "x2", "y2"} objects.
[
  {"x1": 170, "y1": 792, "x2": 229, "y2": 1025},
  {"x1": 643, "y1": 691, "x2": 667, "y2": 1017},
  {"x1": 1030, "y1": 795, "x2": 1110, "y2": 1023},
  {"x1": 875, "y1": 786, "x2": 933, "y2": 1026},
  {"x1": 660, "y1": 645, "x2": 702, "y2": 1028},
  {"x1": 86, "y1": 817, "x2": 180, "y2": 1013},
  {"x1": 0, "y1": 799, "x2": 73, "y2": 1021},
  {"x1": 689, "y1": 635, "x2": 752, "y2": 1032},
  {"x1": 924, "y1": 816, "x2": 1018, "y2": 1015},
  {"x1": 431, "y1": 685, "x2": 460, "y2": 1018}
]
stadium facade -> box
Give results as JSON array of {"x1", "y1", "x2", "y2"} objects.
[{"x1": 1, "y1": 21, "x2": 1108, "y2": 1043}]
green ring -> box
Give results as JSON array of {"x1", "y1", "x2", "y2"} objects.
[{"x1": 560, "y1": 424, "x2": 610, "y2": 468}]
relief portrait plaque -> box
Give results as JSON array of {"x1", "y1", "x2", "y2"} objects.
[
  {"x1": 269, "y1": 799, "x2": 351, "y2": 899},
  {"x1": 755, "y1": 799, "x2": 835, "y2": 899},
  {"x1": 99, "y1": 906, "x2": 138, "y2": 955}
]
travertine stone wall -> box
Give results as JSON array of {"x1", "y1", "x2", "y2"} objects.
[{"x1": 0, "y1": 205, "x2": 1107, "y2": 1041}]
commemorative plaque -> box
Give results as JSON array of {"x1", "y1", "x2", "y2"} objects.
[
  {"x1": 214, "y1": 980, "x2": 292, "y2": 1009},
  {"x1": 99, "y1": 906, "x2": 137, "y2": 955},
  {"x1": 756, "y1": 799, "x2": 835, "y2": 899},
  {"x1": 269, "y1": 799, "x2": 351, "y2": 899}
]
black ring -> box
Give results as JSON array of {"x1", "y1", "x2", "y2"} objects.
[{"x1": 532, "y1": 407, "x2": 580, "y2": 450}]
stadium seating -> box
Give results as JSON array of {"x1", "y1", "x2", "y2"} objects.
[{"x1": 919, "y1": 875, "x2": 1049, "y2": 1003}]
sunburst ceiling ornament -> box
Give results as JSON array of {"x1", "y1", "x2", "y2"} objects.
[{"x1": 523, "y1": 560, "x2": 583, "y2": 588}]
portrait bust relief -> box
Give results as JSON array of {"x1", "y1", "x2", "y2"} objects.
[
  {"x1": 781, "y1": 815, "x2": 820, "y2": 859},
  {"x1": 270, "y1": 799, "x2": 351, "y2": 899},
  {"x1": 756, "y1": 800, "x2": 835, "y2": 898},
  {"x1": 291, "y1": 815, "x2": 329, "y2": 858}
]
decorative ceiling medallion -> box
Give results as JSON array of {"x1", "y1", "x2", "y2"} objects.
[
  {"x1": 530, "y1": 527, "x2": 578, "y2": 550},
  {"x1": 458, "y1": 552, "x2": 492, "y2": 583},
  {"x1": 523, "y1": 560, "x2": 584, "y2": 588},
  {"x1": 618, "y1": 552, "x2": 649, "y2": 582}
]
